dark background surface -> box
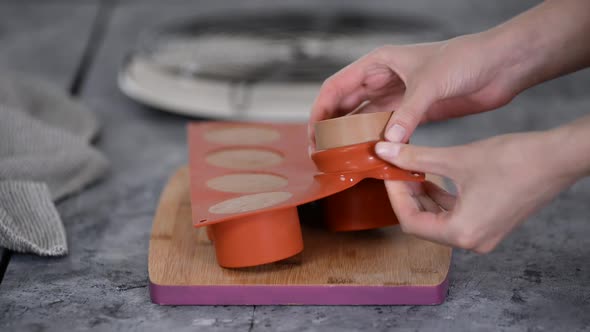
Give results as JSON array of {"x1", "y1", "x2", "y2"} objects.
[{"x1": 1, "y1": 1, "x2": 589, "y2": 331}]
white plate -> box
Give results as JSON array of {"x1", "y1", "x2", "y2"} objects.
[{"x1": 118, "y1": 58, "x2": 318, "y2": 122}]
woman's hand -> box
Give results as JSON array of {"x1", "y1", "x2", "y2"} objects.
[
  {"x1": 309, "y1": 0, "x2": 590, "y2": 150},
  {"x1": 309, "y1": 33, "x2": 523, "y2": 148},
  {"x1": 374, "y1": 126, "x2": 586, "y2": 253}
]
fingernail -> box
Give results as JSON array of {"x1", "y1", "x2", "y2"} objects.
[
  {"x1": 385, "y1": 124, "x2": 406, "y2": 142},
  {"x1": 308, "y1": 145, "x2": 314, "y2": 158},
  {"x1": 375, "y1": 142, "x2": 401, "y2": 159}
]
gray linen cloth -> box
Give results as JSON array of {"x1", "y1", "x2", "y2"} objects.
[{"x1": 0, "y1": 76, "x2": 109, "y2": 256}]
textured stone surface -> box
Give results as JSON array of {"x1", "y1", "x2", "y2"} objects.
[
  {"x1": 2, "y1": 0, "x2": 590, "y2": 331},
  {"x1": 0, "y1": 2, "x2": 99, "y2": 89}
]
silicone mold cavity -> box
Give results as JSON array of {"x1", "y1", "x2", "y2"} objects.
[{"x1": 188, "y1": 120, "x2": 423, "y2": 268}]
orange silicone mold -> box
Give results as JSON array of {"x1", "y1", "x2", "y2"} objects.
[{"x1": 188, "y1": 121, "x2": 423, "y2": 268}]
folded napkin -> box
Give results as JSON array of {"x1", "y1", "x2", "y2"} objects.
[{"x1": 0, "y1": 76, "x2": 109, "y2": 256}]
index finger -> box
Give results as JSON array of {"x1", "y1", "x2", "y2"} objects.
[
  {"x1": 309, "y1": 50, "x2": 394, "y2": 144},
  {"x1": 385, "y1": 180, "x2": 453, "y2": 246}
]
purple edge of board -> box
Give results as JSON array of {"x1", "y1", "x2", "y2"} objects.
[{"x1": 149, "y1": 276, "x2": 449, "y2": 306}]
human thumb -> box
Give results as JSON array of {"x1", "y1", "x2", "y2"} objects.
[
  {"x1": 385, "y1": 85, "x2": 436, "y2": 143},
  {"x1": 375, "y1": 141, "x2": 454, "y2": 177}
]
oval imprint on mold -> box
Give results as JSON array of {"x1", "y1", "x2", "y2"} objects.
[
  {"x1": 206, "y1": 173, "x2": 288, "y2": 193},
  {"x1": 204, "y1": 126, "x2": 280, "y2": 145},
  {"x1": 205, "y1": 148, "x2": 283, "y2": 170},
  {"x1": 209, "y1": 191, "x2": 293, "y2": 214}
]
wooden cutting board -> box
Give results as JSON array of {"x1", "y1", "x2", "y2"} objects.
[{"x1": 148, "y1": 166, "x2": 452, "y2": 305}]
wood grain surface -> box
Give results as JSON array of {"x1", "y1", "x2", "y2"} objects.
[{"x1": 149, "y1": 166, "x2": 451, "y2": 289}]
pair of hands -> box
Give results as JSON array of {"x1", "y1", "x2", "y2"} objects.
[{"x1": 309, "y1": 34, "x2": 579, "y2": 253}]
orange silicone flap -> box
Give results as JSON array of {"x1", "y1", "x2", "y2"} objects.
[{"x1": 188, "y1": 121, "x2": 423, "y2": 228}]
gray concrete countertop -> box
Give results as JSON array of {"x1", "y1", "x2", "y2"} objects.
[{"x1": 1, "y1": 1, "x2": 589, "y2": 331}]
